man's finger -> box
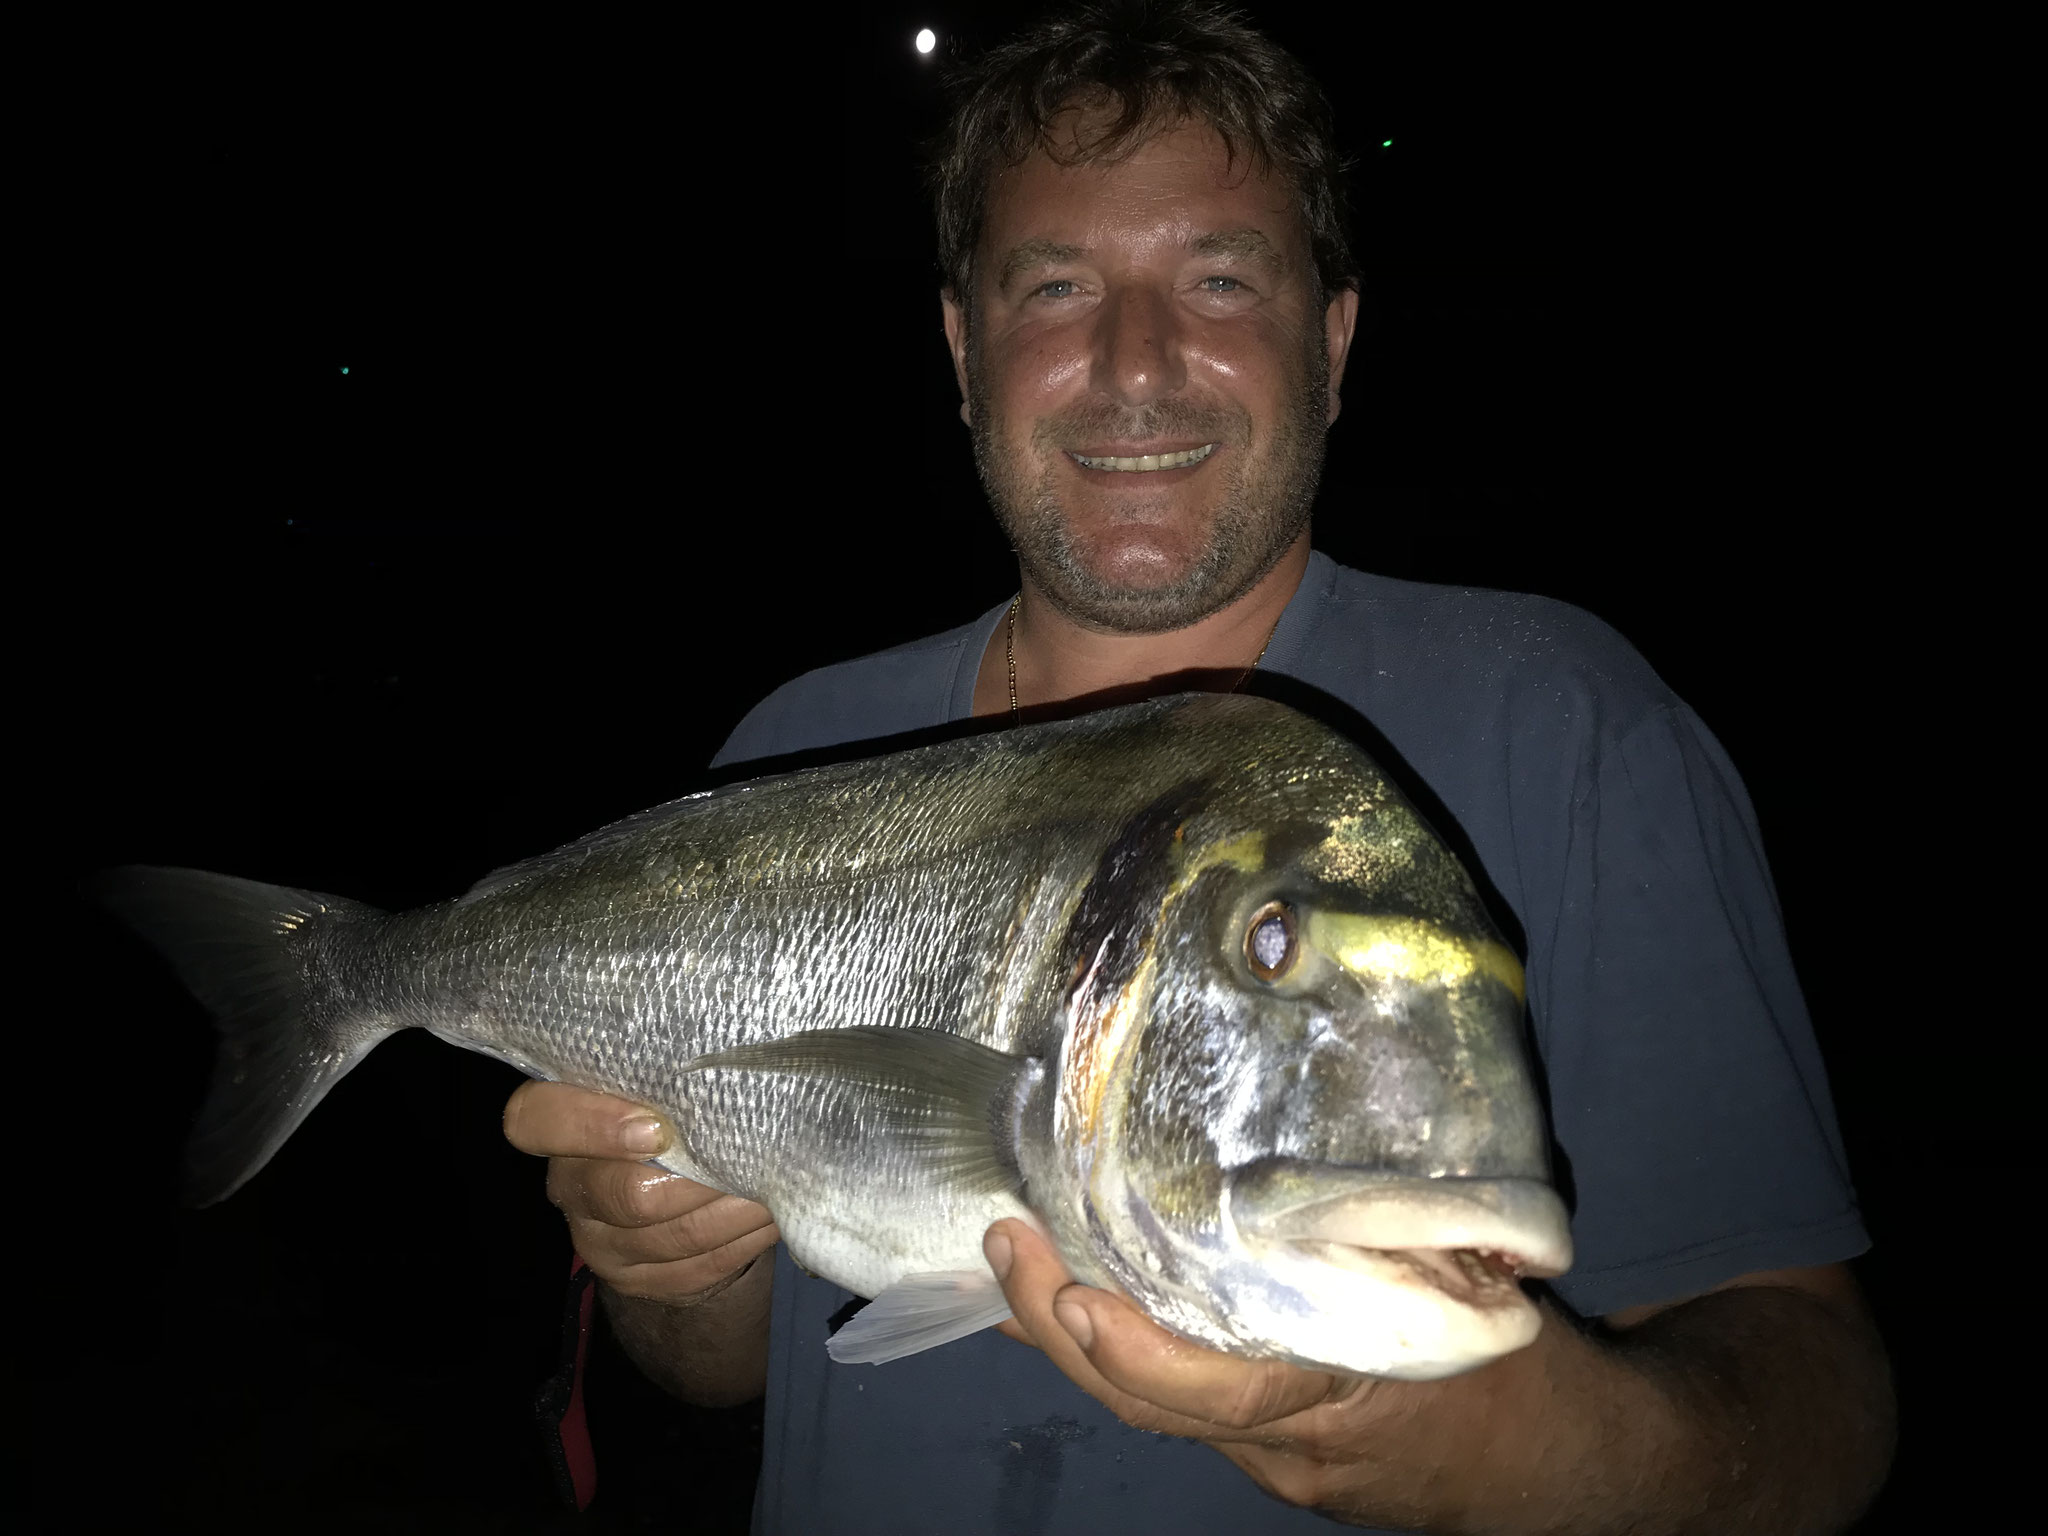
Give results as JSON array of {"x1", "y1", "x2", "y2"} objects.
[
  {"x1": 503, "y1": 1080, "x2": 674, "y2": 1160},
  {"x1": 987, "y1": 1220, "x2": 1343, "y2": 1441},
  {"x1": 601, "y1": 1215, "x2": 784, "y2": 1284},
  {"x1": 985, "y1": 1219, "x2": 1211, "y2": 1437},
  {"x1": 1052, "y1": 1283, "x2": 1348, "y2": 1434},
  {"x1": 592, "y1": 1218, "x2": 783, "y2": 1304},
  {"x1": 563, "y1": 1172, "x2": 773, "y2": 1257},
  {"x1": 546, "y1": 1156, "x2": 729, "y2": 1228},
  {"x1": 984, "y1": 1218, "x2": 1079, "y2": 1362}
]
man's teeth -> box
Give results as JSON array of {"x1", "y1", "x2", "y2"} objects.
[{"x1": 1071, "y1": 443, "x2": 1217, "y2": 472}]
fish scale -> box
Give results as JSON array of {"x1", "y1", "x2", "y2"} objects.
[{"x1": 100, "y1": 692, "x2": 1574, "y2": 1378}]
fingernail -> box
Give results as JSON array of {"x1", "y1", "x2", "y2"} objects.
[
  {"x1": 1056, "y1": 1299, "x2": 1094, "y2": 1352},
  {"x1": 621, "y1": 1116, "x2": 666, "y2": 1154},
  {"x1": 985, "y1": 1228, "x2": 1013, "y2": 1281}
]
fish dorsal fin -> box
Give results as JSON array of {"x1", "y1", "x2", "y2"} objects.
[
  {"x1": 827, "y1": 1270, "x2": 1014, "y2": 1364},
  {"x1": 458, "y1": 789, "x2": 721, "y2": 903},
  {"x1": 684, "y1": 1027, "x2": 1040, "y2": 1198}
]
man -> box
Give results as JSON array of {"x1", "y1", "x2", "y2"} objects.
[{"x1": 505, "y1": 4, "x2": 1894, "y2": 1530}]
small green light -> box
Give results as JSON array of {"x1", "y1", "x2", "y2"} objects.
[
  {"x1": 1382, "y1": 139, "x2": 1393, "y2": 148},
  {"x1": 340, "y1": 366, "x2": 350, "y2": 374}
]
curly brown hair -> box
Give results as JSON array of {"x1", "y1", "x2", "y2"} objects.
[{"x1": 927, "y1": 1, "x2": 1359, "y2": 308}]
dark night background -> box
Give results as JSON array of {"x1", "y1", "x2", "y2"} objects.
[{"x1": 33, "y1": 3, "x2": 2000, "y2": 1530}]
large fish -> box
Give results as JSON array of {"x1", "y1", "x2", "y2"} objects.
[{"x1": 101, "y1": 693, "x2": 1570, "y2": 1380}]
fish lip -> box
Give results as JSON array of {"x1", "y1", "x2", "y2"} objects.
[{"x1": 1224, "y1": 1159, "x2": 1574, "y2": 1279}]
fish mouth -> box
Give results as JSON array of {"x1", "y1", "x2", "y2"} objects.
[
  {"x1": 1283, "y1": 1240, "x2": 1535, "y2": 1313},
  {"x1": 1226, "y1": 1158, "x2": 1574, "y2": 1303}
]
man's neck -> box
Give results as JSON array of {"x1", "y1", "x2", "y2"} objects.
[{"x1": 971, "y1": 537, "x2": 1311, "y2": 719}]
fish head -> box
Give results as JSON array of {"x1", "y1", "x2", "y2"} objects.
[{"x1": 1066, "y1": 743, "x2": 1572, "y2": 1380}]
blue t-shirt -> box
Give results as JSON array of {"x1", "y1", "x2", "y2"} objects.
[{"x1": 711, "y1": 551, "x2": 1867, "y2": 1535}]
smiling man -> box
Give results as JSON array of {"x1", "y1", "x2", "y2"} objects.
[
  {"x1": 954, "y1": 111, "x2": 1353, "y2": 712},
  {"x1": 503, "y1": 5, "x2": 1894, "y2": 1532},
  {"x1": 957, "y1": 122, "x2": 1345, "y2": 640}
]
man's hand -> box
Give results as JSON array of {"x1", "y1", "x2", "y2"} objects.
[
  {"x1": 984, "y1": 1217, "x2": 1449, "y2": 1526},
  {"x1": 503, "y1": 1081, "x2": 779, "y2": 1305},
  {"x1": 983, "y1": 1218, "x2": 1893, "y2": 1535}
]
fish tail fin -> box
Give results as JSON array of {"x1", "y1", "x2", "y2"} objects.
[{"x1": 95, "y1": 865, "x2": 400, "y2": 1207}]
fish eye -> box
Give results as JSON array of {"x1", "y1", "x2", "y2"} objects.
[{"x1": 1245, "y1": 902, "x2": 1296, "y2": 981}]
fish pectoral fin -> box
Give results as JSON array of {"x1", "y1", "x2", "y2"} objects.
[
  {"x1": 685, "y1": 1027, "x2": 1041, "y2": 1198},
  {"x1": 826, "y1": 1271, "x2": 1014, "y2": 1365}
]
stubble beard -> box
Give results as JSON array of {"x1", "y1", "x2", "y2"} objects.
[{"x1": 966, "y1": 319, "x2": 1332, "y2": 636}]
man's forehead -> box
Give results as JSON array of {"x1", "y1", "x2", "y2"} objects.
[
  {"x1": 992, "y1": 112, "x2": 1279, "y2": 203},
  {"x1": 980, "y1": 117, "x2": 1302, "y2": 274}
]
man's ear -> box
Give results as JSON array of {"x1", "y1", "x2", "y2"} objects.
[
  {"x1": 941, "y1": 289, "x2": 972, "y2": 425},
  {"x1": 1324, "y1": 286, "x2": 1360, "y2": 427}
]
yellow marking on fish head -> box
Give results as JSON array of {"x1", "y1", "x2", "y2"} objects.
[
  {"x1": 1306, "y1": 912, "x2": 1526, "y2": 1004},
  {"x1": 1194, "y1": 829, "x2": 1267, "y2": 874}
]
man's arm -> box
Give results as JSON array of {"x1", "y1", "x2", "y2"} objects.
[
  {"x1": 987, "y1": 1220, "x2": 1894, "y2": 1535},
  {"x1": 1588, "y1": 1266, "x2": 1895, "y2": 1534},
  {"x1": 600, "y1": 1256, "x2": 773, "y2": 1408},
  {"x1": 504, "y1": 1081, "x2": 779, "y2": 1407}
]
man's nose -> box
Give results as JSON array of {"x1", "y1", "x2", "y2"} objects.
[{"x1": 1089, "y1": 286, "x2": 1185, "y2": 407}]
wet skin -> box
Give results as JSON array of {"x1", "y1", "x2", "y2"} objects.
[{"x1": 948, "y1": 113, "x2": 1359, "y2": 711}]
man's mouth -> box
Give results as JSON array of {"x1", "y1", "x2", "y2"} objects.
[{"x1": 1067, "y1": 442, "x2": 1218, "y2": 473}]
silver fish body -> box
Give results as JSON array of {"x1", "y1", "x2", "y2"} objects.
[{"x1": 103, "y1": 693, "x2": 1570, "y2": 1378}]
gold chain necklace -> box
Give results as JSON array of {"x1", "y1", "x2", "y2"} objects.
[{"x1": 1006, "y1": 592, "x2": 1282, "y2": 724}]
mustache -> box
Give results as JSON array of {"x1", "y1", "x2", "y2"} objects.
[{"x1": 1033, "y1": 397, "x2": 1247, "y2": 450}]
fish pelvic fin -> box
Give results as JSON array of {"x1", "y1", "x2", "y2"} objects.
[
  {"x1": 94, "y1": 866, "x2": 396, "y2": 1207},
  {"x1": 826, "y1": 1270, "x2": 1014, "y2": 1365}
]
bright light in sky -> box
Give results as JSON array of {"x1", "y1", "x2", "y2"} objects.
[{"x1": 915, "y1": 28, "x2": 936, "y2": 53}]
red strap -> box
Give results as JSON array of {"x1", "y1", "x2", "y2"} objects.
[{"x1": 536, "y1": 1252, "x2": 598, "y2": 1510}]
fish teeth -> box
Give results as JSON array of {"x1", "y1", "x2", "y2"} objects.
[{"x1": 1071, "y1": 443, "x2": 1217, "y2": 472}]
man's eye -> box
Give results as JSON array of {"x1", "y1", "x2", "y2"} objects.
[
  {"x1": 1202, "y1": 276, "x2": 1244, "y2": 293},
  {"x1": 1035, "y1": 279, "x2": 1078, "y2": 300}
]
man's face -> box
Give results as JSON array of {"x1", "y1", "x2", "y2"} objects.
[{"x1": 944, "y1": 113, "x2": 1357, "y2": 635}]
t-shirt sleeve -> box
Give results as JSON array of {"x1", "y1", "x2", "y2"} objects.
[
  {"x1": 1531, "y1": 701, "x2": 1868, "y2": 1317},
  {"x1": 711, "y1": 683, "x2": 811, "y2": 771}
]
